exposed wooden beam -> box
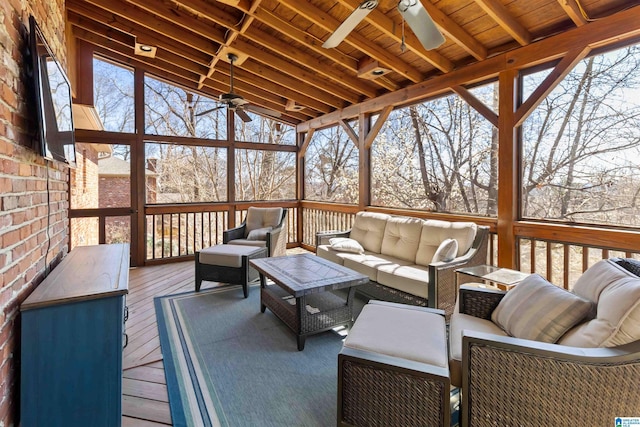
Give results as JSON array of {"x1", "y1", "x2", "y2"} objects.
[
  {"x1": 418, "y1": 0, "x2": 488, "y2": 61},
  {"x1": 364, "y1": 105, "x2": 392, "y2": 149},
  {"x1": 339, "y1": 119, "x2": 359, "y2": 145},
  {"x1": 279, "y1": 0, "x2": 425, "y2": 83},
  {"x1": 298, "y1": 129, "x2": 316, "y2": 157},
  {"x1": 514, "y1": 46, "x2": 591, "y2": 126},
  {"x1": 473, "y1": 0, "x2": 532, "y2": 46},
  {"x1": 556, "y1": 0, "x2": 589, "y2": 26},
  {"x1": 335, "y1": 0, "x2": 455, "y2": 72},
  {"x1": 452, "y1": 86, "x2": 498, "y2": 127}
]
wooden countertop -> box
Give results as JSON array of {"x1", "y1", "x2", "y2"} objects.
[{"x1": 21, "y1": 244, "x2": 130, "y2": 311}]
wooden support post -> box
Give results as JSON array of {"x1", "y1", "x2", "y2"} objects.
[
  {"x1": 358, "y1": 113, "x2": 371, "y2": 210},
  {"x1": 132, "y1": 68, "x2": 146, "y2": 266},
  {"x1": 496, "y1": 69, "x2": 519, "y2": 269}
]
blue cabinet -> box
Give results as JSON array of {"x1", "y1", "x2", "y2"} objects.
[{"x1": 20, "y1": 244, "x2": 129, "y2": 427}]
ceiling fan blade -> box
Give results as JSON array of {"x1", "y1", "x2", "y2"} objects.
[
  {"x1": 322, "y1": 0, "x2": 379, "y2": 49},
  {"x1": 246, "y1": 105, "x2": 282, "y2": 118},
  {"x1": 236, "y1": 108, "x2": 252, "y2": 123},
  {"x1": 398, "y1": 0, "x2": 445, "y2": 51},
  {"x1": 229, "y1": 96, "x2": 249, "y2": 107},
  {"x1": 195, "y1": 105, "x2": 225, "y2": 116}
]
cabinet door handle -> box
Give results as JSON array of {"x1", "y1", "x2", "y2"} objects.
[
  {"x1": 123, "y1": 333, "x2": 129, "y2": 348},
  {"x1": 124, "y1": 305, "x2": 129, "y2": 321}
]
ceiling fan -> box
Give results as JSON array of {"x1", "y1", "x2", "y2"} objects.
[
  {"x1": 322, "y1": 0, "x2": 445, "y2": 51},
  {"x1": 196, "y1": 53, "x2": 282, "y2": 123}
]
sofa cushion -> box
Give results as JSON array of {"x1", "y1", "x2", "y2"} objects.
[
  {"x1": 316, "y1": 244, "x2": 344, "y2": 265},
  {"x1": 380, "y1": 216, "x2": 423, "y2": 262},
  {"x1": 376, "y1": 264, "x2": 430, "y2": 299},
  {"x1": 329, "y1": 237, "x2": 364, "y2": 254},
  {"x1": 559, "y1": 259, "x2": 640, "y2": 347},
  {"x1": 344, "y1": 253, "x2": 409, "y2": 282},
  {"x1": 247, "y1": 226, "x2": 272, "y2": 240},
  {"x1": 492, "y1": 274, "x2": 593, "y2": 343},
  {"x1": 244, "y1": 207, "x2": 282, "y2": 237},
  {"x1": 415, "y1": 220, "x2": 477, "y2": 266},
  {"x1": 349, "y1": 212, "x2": 390, "y2": 253},
  {"x1": 432, "y1": 238, "x2": 458, "y2": 263}
]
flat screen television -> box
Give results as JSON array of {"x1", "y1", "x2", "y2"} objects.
[{"x1": 27, "y1": 15, "x2": 76, "y2": 165}]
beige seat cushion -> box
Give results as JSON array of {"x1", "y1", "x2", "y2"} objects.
[
  {"x1": 244, "y1": 207, "x2": 283, "y2": 237},
  {"x1": 415, "y1": 220, "x2": 477, "y2": 266},
  {"x1": 343, "y1": 253, "x2": 409, "y2": 281},
  {"x1": 199, "y1": 244, "x2": 264, "y2": 267},
  {"x1": 345, "y1": 302, "x2": 448, "y2": 368},
  {"x1": 348, "y1": 212, "x2": 390, "y2": 253},
  {"x1": 559, "y1": 259, "x2": 640, "y2": 347},
  {"x1": 492, "y1": 274, "x2": 592, "y2": 343},
  {"x1": 380, "y1": 216, "x2": 423, "y2": 262},
  {"x1": 316, "y1": 244, "x2": 345, "y2": 265},
  {"x1": 227, "y1": 239, "x2": 267, "y2": 248},
  {"x1": 376, "y1": 264, "x2": 430, "y2": 299}
]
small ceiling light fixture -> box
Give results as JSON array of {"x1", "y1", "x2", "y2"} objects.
[
  {"x1": 286, "y1": 99, "x2": 305, "y2": 112},
  {"x1": 134, "y1": 42, "x2": 157, "y2": 58},
  {"x1": 357, "y1": 57, "x2": 392, "y2": 80}
]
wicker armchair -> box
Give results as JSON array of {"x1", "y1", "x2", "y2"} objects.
[
  {"x1": 453, "y1": 257, "x2": 640, "y2": 426},
  {"x1": 223, "y1": 207, "x2": 288, "y2": 257}
]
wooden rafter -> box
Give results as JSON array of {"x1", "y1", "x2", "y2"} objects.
[
  {"x1": 557, "y1": 0, "x2": 589, "y2": 26},
  {"x1": 473, "y1": 0, "x2": 531, "y2": 46}
]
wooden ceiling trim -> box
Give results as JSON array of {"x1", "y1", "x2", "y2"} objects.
[
  {"x1": 473, "y1": 0, "x2": 532, "y2": 46},
  {"x1": 418, "y1": 0, "x2": 488, "y2": 61},
  {"x1": 556, "y1": 0, "x2": 589, "y2": 26},
  {"x1": 77, "y1": 0, "x2": 222, "y2": 56},
  {"x1": 514, "y1": 46, "x2": 591, "y2": 126},
  {"x1": 452, "y1": 85, "x2": 498, "y2": 127},
  {"x1": 335, "y1": 0, "x2": 455, "y2": 72},
  {"x1": 279, "y1": 0, "x2": 425, "y2": 83},
  {"x1": 298, "y1": 5, "x2": 640, "y2": 132}
]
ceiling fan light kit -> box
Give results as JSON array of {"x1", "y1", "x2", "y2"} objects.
[
  {"x1": 323, "y1": 0, "x2": 445, "y2": 52},
  {"x1": 286, "y1": 99, "x2": 305, "y2": 112}
]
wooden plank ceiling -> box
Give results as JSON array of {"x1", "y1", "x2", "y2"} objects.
[{"x1": 67, "y1": 0, "x2": 635, "y2": 125}]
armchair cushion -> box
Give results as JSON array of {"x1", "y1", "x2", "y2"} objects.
[
  {"x1": 491, "y1": 274, "x2": 592, "y2": 343},
  {"x1": 244, "y1": 207, "x2": 283, "y2": 237},
  {"x1": 559, "y1": 259, "x2": 640, "y2": 347},
  {"x1": 328, "y1": 237, "x2": 364, "y2": 254},
  {"x1": 246, "y1": 226, "x2": 272, "y2": 240}
]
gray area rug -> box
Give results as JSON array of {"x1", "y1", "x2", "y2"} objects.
[{"x1": 155, "y1": 284, "x2": 367, "y2": 426}]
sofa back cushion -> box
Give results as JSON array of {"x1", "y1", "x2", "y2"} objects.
[
  {"x1": 415, "y1": 220, "x2": 477, "y2": 266},
  {"x1": 558, "y1": 259, "x2": 640, "y2": 347},
  {"x1": 380, "y1": 216, "x2": 424, "y2": 262},
  {"x1": 245, "y1": 207, "x2": 283, "y2": 237},
  {"x1": 349, "y1": 212, "x2": 390, "y2": 253}
]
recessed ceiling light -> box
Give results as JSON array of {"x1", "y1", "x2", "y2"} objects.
[
  {"x1": 139, "y1": 45, "x2": 153, "y2": 52},
  {"x1": 134, "y1": 42, "x2": 157, "y2": 58}
]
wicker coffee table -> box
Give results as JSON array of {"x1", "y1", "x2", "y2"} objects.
[{"x1": 250, "y1": 254, "x2": 369, "y2": 351}]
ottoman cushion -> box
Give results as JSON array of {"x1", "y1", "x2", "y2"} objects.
[
  {"x1": 199, "y1": 245, "x2": 264, "y2": 268},
  {"x1": 344, "y1": 302, "x2": 447, "y2": 368}
]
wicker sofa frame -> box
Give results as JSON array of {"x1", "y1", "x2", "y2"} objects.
[
  {"x1": 316, "y1": 223, "x2": 489, "y2": 319},
  {"x1": 223, "y1": 208, "x2": 288, "y2": 257},
  {"x1": 458, "y1": 257, "x2": 640, "y2": 426}
]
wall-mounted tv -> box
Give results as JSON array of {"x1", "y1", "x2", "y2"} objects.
[{"x1": 27, "y1": 15, "x2": 76, "y2": 166}]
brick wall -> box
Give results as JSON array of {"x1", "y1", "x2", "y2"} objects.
[{"x1": 0, "y1": 1, "x2": 68, "y2": 425}]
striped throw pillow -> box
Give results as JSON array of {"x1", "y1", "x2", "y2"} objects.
[{"x1": 491, "y1": 274, "x2": 593, "y2": 343}]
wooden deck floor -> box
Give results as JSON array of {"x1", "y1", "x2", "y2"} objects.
[{"x1": 121, "y1": 248, "x2": 309, "y2": 425}]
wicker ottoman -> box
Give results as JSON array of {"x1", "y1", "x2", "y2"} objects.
[
  {"x1": 337, "y1": 300, "x2": 450, "y2": 427},
  {"x1": 195, "y1": 245, "x2": 267, "y2": 298}
]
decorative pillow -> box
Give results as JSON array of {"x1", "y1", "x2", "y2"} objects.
[
  {"x1": 491, "y1": 274, "x2": 593, "y2": 343},
  {"x1": 329, "y1": 237, "x2": 364, "y2": 254},
  {"x1": 247, "y1": 226, "x2": 272, "y2": 240},
  {"x1": 431, "y1": 239, "x2": 458, "y2": 263}
]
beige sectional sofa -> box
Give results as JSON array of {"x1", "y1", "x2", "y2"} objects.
[{"x1": 316, "y1": 211, "x2": 489, "y2": 317}]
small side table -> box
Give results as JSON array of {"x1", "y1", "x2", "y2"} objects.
[{"x1": 455, "y1": 265, "x2": 530, "y2": 292}]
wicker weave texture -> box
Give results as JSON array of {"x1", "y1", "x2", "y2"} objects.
[
  {"x1": 459, "y1": 289, "x2": 505, "y2": 320},
  {"x1": 357, "y1": 282, "x2": 428, "y2": 307},
  {"x1": 341, "y1": 359, "x2": 447, "y2": 427},
  {"x1": 467, "y1": 344, "x2": 640, "y2": 426}
]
